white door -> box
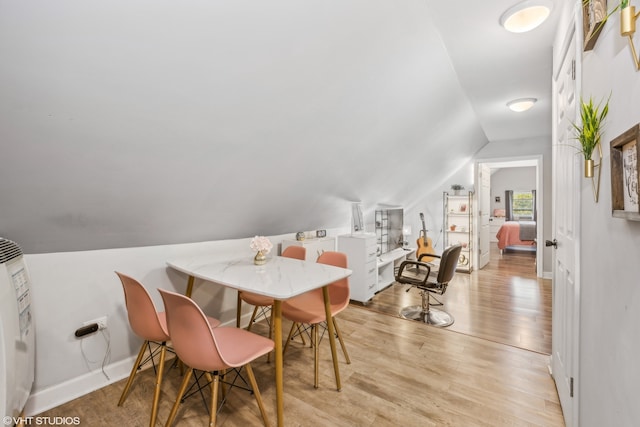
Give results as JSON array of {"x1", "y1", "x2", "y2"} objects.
[
  {"x1": 551, "y1": 25, "x2": 580, "y2": 427},
  {"x1": 477, "y1": 163, "x2": 491, "y2": 268}
]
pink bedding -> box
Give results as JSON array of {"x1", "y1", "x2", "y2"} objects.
[{"x1": 496, "y1": 221, "x2": 536, "y2": 250}]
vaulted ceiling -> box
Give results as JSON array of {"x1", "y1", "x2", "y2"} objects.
[{"x1": 0, "y1": 1, "x2": 560, "y2": 253}]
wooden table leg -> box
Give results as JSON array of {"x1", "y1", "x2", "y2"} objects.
[
  {"x1": 185, "y1": 275, "x2": 195, "y2": 298},
  {"x1": 273, "y1": 300, "x2": 284, "y2": 427},
  {"x1": 236, "y1": 291, "x2": 242, "y2": 328},
  {"x1": 322, "y1": 286, "x2": 341, "y2": 391}
]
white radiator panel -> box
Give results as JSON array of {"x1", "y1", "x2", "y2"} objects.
[{"x1": 0, "y1": 239, "x2": 35, "y2": 424}]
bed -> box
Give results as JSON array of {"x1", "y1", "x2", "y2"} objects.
[{"x1": 495, "y1": 220, "x2": 536, "y2": 251}]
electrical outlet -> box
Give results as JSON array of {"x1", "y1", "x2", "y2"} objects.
[{"x1": 84, "y1": 316, "x2": 107, "y2": 330}]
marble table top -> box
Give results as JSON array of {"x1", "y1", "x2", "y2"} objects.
[{"x1": 167, "y1": 254, "x2": 352, "y2": 300}]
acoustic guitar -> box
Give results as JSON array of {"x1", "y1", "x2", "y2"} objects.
[{"x1": 416, "y1": 213, "x2": 436, "y2": 262}]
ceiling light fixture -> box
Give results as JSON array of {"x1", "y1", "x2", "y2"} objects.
[
  {"x1": 500, "y1": 0, "x2": 552, "y2": 33},
  {"x1": 507, "y1": 98, "x2": 537, "y2": 112}
]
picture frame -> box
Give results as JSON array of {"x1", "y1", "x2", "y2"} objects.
[
  {"x1": 583, "y1": 0, "x2": 607, "y2": 51},
  {"x1": 610, "y1": 123, "x2": 640, "y2": 220}
]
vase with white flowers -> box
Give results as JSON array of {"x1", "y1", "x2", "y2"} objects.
[{"x1": 250, "y1": 236, "x2": 273, "y2": 265}]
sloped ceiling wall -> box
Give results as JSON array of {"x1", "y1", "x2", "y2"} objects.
[{"x1": 0, "y1": 0, "x2": 488, "y2": 253}]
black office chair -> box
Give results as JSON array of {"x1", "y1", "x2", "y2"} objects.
[{"x1": 394, "y1": 244, "x2": 462, "y2": 327}]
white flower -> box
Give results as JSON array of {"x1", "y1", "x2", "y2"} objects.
[{"x1": 250, "y1": 236, "x2": 273, "y2": 254}]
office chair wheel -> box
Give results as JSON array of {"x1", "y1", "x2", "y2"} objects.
[{"x1": 400, "y1": 305, "x2": 454, "y2": 327}]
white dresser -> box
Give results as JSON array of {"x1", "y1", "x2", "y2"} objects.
[
  {"x1": 338, "y1": 234, "x2": 378, "y2": 303},
  {"x1": 281, "y1": 237, "x2": 336, "y2": 261}
]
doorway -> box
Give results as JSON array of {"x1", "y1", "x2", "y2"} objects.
[{"x1": 475, "y1": 156, "x2": 543, "y2": 278}]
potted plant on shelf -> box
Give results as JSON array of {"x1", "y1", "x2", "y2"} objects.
[
  {"x1": 451, "y1": 184, "x2": 464, "y2": 196},
  {"x1": 572, "y1": 96, "x2": 609, "y2": 177}
]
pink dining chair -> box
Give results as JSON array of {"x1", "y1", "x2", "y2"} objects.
[
  {"x1": 159, "y1": 289, "x2": 273, "y2": 427},
  {"x1": 281, "y1": 251, "x2": 351, "y2": 388},
  {"x1": 115, "y1": 272, "x2": 221, "y2": 427},
  {"x1": 239, "y1": 245, "x2": 306, "y2": 334}
]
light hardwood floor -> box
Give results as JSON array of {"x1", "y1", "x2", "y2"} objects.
[
  {"x1": 36, "y1": 244, "x2": 562, "y2": 426},
  {"x1": 362, "y1": 243, "x2": 550, "y2": 354}
]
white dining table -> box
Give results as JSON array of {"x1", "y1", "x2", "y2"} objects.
[{"x1": 166, "y1": 254, "x2": 352, "y2": 427}]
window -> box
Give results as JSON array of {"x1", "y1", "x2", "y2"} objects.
[{"x1": 512, "y1": 191, "x2": 534, "y2": 219}]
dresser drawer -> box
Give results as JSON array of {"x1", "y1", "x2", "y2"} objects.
[
  {"x1": 364, "y1": 260, "x2": 377, "y2": 281},
  {"x1": 364, "y1": 240, "x2": 378, "y2": 262}
]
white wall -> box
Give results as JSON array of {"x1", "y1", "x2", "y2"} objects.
[
  {"x1": 0, "y1": 0, "x2": 488, "y2": 255},
  {"x1": 574, "y1": 5, "x2": 640, "y2": 426}
]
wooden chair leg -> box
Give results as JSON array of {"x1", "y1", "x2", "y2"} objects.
[
  {"x1": 165, "y1": 368, "x2": 193, "y2": 426},
  {"x1": 149, "y1": 343, "x2": 167, "y2": 427},
  {"x1": 267, "y1": 308, "x2": 274, "y2": 362},
  {"x1": 245, "y1": 364, "x2": 270, "y2": 427},
  {"x1": 332, "y1": 318, "x2": 351, "y2": 364},
  {"x1": 296, "y1": 323, "x2": 308, "y2": 346},
  {"x1": 313, "y1": 324, "x2": 319, "y2": 389},
  {"x1": 236, "y1": 292, "x2": 242, "y2": 328},
  {"x1": 246, "y1": 306, "x2": 259, "y2": 331},
  {"x1": 219, "y1": 369, "x2": 228, "y2": 401},
  {"x1": 118, "y1": 340, "x2": 149, "y2": 406},
  {"x1": 205, "y1": 372, "x2": 219, "y2": 427},
  {"x1": 283, "y1": 322, "x2": 296, "y2": 354}
]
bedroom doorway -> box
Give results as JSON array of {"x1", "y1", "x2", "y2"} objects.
[{"x1": 475, "y1": 156, "x2": 543, "y2": 278}]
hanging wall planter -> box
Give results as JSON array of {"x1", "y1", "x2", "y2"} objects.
[
  {"x1": 572, "y1": 96, "x2": 610, "y2": 201},
  {"x1": 585, "y1": 158, "x2": 596, "y2": 178},
  {"x1": 617, "y1": 0, "x2": 640, "y2": 69}
]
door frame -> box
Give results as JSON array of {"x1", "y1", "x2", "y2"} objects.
[{"x1": 474, "y1": 155, "x2": 544, "y2": 278}]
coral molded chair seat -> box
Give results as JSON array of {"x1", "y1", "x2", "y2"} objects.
[
  {"x1": 281, "y1": 251, "x2": 351, "y2": 388},
  {"x1": 239, "y1": 245, "x2": 306, "y2": 330},
  {"x1": 159, "y1": 289, "x2": 273, "y2": 427},
  {"x1": 115, "y1": 272, "x2": 221, "y2": 427}
]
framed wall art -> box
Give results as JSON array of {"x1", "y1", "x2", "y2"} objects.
[
  {"x1": 610, "y1": 123, "x2": 640, "y2": 220},
  {"x1": 583, "y1": 0, "x2": 608, "y2": 51}
]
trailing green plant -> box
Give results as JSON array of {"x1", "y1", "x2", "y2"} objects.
[{"x1": 572, "y1": 96, "x2": 610, "y2": 160}]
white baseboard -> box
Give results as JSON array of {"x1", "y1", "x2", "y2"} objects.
[
  {"x1": 23, "y1": 355, "x2": 136, "y2": 416},
  {"x1": 23, "y1": 314, "x2": 247, "y2": 417},
  {"x1": 543, "y1": 271, "x2": 552, "y2": 279}
]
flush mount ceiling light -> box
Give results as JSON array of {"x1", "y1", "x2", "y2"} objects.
[
  {"x1": 507, "y1": 98, "x2": 537, "y2": 112},
  {"x1": 500, "y1": 0, "x2": 552, "y2": 33}
]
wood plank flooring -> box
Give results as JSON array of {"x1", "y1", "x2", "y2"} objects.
[
  {"x1": 36, "y1": 306, "x2": 562, "y2": 426},
  {"x1": 362, "y1": 243, "x2": 550, "y2": 354},
  {"x1": 36, "y1": 244, "x2": 562, "y2": 426}
]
